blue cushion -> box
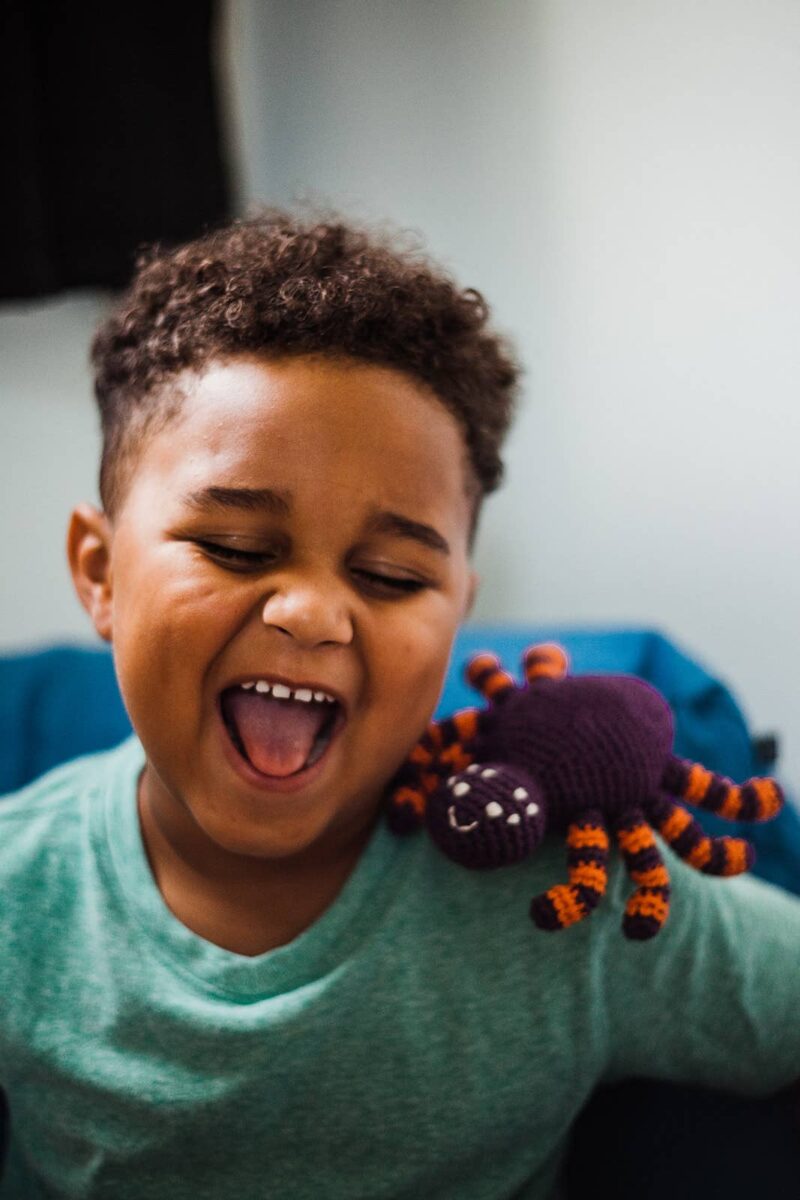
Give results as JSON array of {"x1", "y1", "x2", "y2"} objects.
[{"x1": 0, "y1": 644, "x2": 132, "y2": 795}]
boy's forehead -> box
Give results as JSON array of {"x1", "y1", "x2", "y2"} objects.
[
  {"x1": 135, "y1": 355, "x2": 475, "y2": 531},
  {"x1": 175, "y1": 354, "x2": 455, "y2": 435}
]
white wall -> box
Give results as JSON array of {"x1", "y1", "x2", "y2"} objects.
[
  {"x1": 0, "y1": 293, "x2": 106, "y2": 647},
  {"x1": 2, "y1": 0, "x2": 799, "y2": 791}
]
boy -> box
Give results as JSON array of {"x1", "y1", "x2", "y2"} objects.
[{"x1": 1, "y1": 210, "x2": 799, "y2": 1199}]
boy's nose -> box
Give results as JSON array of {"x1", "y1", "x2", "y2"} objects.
[{"x1": 260, "y1": 581, "x2": 354, "y2": 648}]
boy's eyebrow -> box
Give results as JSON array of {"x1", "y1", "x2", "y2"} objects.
[
  {"x1": 180, "y1": 485, "x2": 450, "y2": 555},
  {"x1": 364, "y1": 512, "x2": 450, "y2": 555},
  {"x1": 180, "y1": 486, "x2": 292, "y2": 517}
]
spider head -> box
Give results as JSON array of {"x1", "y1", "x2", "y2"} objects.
[{"x1": 425, "y1": 763, "x2": 546, "y2": 869}]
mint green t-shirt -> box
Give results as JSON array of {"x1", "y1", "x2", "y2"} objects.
[{"x1": 2, "y1": 734, "x2": 800, "y2": 1199}]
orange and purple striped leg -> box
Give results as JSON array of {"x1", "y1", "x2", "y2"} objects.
[
  {"x1": 386, "y1": 708, "x2": 483, "y2": 833},
  {"x1": 614, "y1": 810, "x2": 671, "y2": 940},
  {"x1": 529, "y1": 810, "x2": 610, "y2": 933},
  {"x1": 385, "y1": 737, "x2": 438, "y2": 833},
  {"x1": 466, "y1": 653, "x2": 517, "y2": 705},
  {"x1": 386, "y1": 764, "x2": 432, "y2": 833},
  {"x1": 649, "y1": 794, "x2": 754, "y2": 876},
  {"x1": 522, "y1": 643, "x2": 569, "y2": 684},
  {"x1": 661, "y1": 756, "x2": 783, "y2": 822},
  {"x1": 435, "y1": 707, "x2": 483, "y2": 778}
]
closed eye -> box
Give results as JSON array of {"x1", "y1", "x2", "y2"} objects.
[
  {"x1": 195, "y1": 541, "x2": 278, "y2": 567},
  {"x1": 194, "y1": 542, "x2": 428, "y2": 595},
  {"x1": 351, "y1": 570, "x2": 427, "y2": 595}
]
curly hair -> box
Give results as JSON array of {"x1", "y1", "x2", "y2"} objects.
[{"x1": 91, "y1": 208, "x2": 522, "y2": 535}]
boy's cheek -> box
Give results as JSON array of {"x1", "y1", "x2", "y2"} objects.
[{"x1": 384, "y1": 631, "x2": 452, "y2": 702}]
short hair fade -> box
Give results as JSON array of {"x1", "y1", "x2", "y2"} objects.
[{"x1": 90, "y1": 208, "x2": 522, "y2": 524}]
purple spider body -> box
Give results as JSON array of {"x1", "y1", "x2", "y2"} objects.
[
  {"x1": 387, "y1": 644, "x2": 784, "y2": 939},
  {"x1": 434, "y1": 673, "x2": 673, "y2": 866}
]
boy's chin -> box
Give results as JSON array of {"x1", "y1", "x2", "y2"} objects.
[{"x1": 193, "y1": 791, "x2": 376, "y2": 867}]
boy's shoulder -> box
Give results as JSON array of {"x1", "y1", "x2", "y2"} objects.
[{"x1": 0, "y1": 741, "x2": 127, "y2": 886}]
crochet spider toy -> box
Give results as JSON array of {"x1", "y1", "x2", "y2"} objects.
[{"x1": 386, "y1": 644, "x2": 783, "y2": 939}]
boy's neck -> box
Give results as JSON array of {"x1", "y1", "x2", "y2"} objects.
[{"x1": 136, "y1": 768, "x2": 377, "y2": 957}]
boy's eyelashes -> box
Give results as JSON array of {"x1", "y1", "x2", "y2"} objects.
[
  {"x1": 195, "y1": 540, "x2": 280, "y2": 567},
  {"x1": 192, "y1": 540, "x2": 430, "y2": 595}
]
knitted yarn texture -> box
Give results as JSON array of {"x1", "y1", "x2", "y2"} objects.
[{"x1": 387, "y1": 644, "x2": 783, "y2": 938}]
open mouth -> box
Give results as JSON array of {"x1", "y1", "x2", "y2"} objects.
[{"x1": 219, "y1": 684, "x2": 344, "y2": 780}]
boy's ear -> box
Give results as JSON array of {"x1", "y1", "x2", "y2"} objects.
[{"x1": 66, "y1": 503, "x2": 115, "y2": 643}]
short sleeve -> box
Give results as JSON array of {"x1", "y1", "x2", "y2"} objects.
[{"x1": 600, "y1": 837, "x2": 800, "y2": 1096}]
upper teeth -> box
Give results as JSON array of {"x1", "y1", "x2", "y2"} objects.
[{"x1": 240, "y1": 680, "x2": 336, "y2": 703}]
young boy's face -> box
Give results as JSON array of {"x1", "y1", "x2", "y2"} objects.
[{"x1": 69, "y1": 355, "x2": 477, "y2": 870}]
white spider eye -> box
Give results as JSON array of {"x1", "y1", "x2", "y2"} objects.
[
  {"x1": 526, "y1": 802, "x2": 540, "y2": 817},
  {"x1": 485, "y1": 801, "x2": 503, "y2": 818}
]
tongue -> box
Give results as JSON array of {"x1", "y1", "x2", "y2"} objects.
[{"x1": 225, "y1": 690, "x2": 329, "y2": 777}]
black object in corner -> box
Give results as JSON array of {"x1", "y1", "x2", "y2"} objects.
[
  {"x1": 0, "y1": 0, "x2": 231, "y2": 299},
  {"x1": 563, "y1": 1077, "x2": 800, "y2": 1198}
]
